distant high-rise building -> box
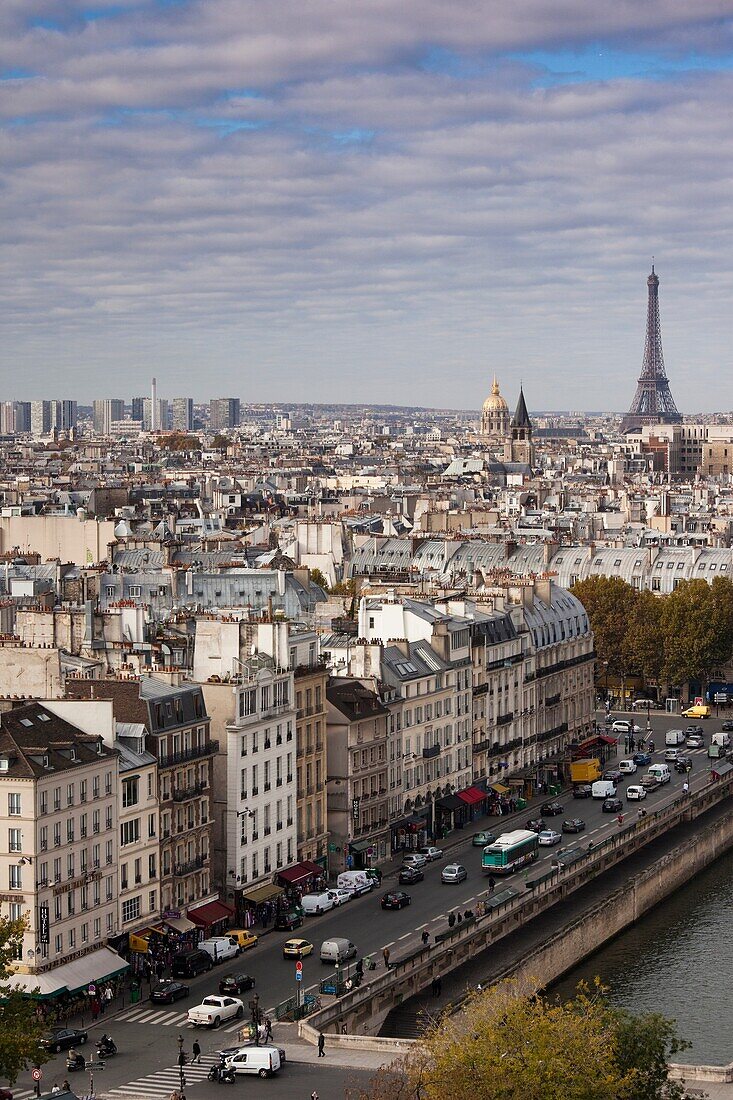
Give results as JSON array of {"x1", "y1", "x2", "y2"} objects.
[
  {"x1": 172, "y1": 397, "x2": 194, "y2": 432},
  {"x1": 93, "y1": 399, "x2": 124, "y2": 435},
  {"x1": 143, "y1": 397, "x2": 168, "y2": 432},
  {"x1": 210, "y1": 398, "x2": 240, "y2": 431},
  {"x1": 621, "y1": 266, "x2": 682, "y2": 434},
  {"x1": 50, "y1": 399, "x2": 77, "y2": 432},
  {"x1": 14, "y1": 402, "x2": 31, "y2": 433},
  {"x1": 151, "y1": 377, "x2": 159, "y2": 431},
  {"x1": 30, "y1": 400, "x2": 52, "y2": 437},
  {"x1": 0, "y1": 402, "x2": 16, "y2": 434},
  {"x1": 131, "y1": 397, "x2": 145, "y2": 422}
]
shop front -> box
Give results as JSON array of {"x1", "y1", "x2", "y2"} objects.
[
  {"x1": 237, "y1": 882, "x2": 284, "y2": 928},
  {"x1": 277, "y1": 860, "x2": 326, "y2": 897},
  {"x1": 390, "y1": 808, "x2": 430, "y2": 853},
  {"x1": 456, "y1": 784, "x2": 487, "y2": 821},
  {"x1": 187, "y1": 899, "x2": 235, "y2": 938},
  {"x1": 347, "y1": 837, "x2": 376, "y2": 870},
  {"x1": 434, "y1": 793, "x2": 468, "y2": 838}
]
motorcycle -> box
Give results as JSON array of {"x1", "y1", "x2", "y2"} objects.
[
  {"x1": 207, "y1": 1063, "x2": 236, "y2": 1084},
  {"x1": 97, "y1": 1040, "x2": 117, "y2": 1059},
  {"x1": 66, "y1": 1055, "x2": 106, "y2": 1072}
]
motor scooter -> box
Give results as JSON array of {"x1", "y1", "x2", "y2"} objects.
[{"x1": 207, "y1": 1062, "x2": 236, "y2": 1084}]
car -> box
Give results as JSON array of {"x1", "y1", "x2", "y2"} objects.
[
  {"x1": 282, "y1": 938, "x2": 313, "y2": 959},
  {"x1": 603, "y1": 769, "x2": 623, "y2": 783},
  {"x1": 417, "y1": 845, "x2": 444, "y2": 862},
  {"x1": 540, "y1": 801, "x2": 564, "y2": 816},
  {"x1": 632, "y1": 698, "x2": 656, "y2": 710},
  {"x1": 401, "y1": 852, "x2": 428, "y2": 870},
  {"x1": 674, "y1": 755, "x2": 693, "y2": 773},
  {"x1": 187, "y1": 995, "x2": 244, "y2": 1028},
  {"x1": 572, "y1": 784, "x2": 593, "y2": 799},
  {"x1": 274, "y1": 910, "x2": 304, "y2": 931},
  {"x1": 562, "y1": 818, "x2": 586, "y2": 833},
  {"x1": 0, "y1": 1088, "x2": 12, "y2": 1100},
  {"x1": 664, "y1": 747, "x2": 682, "y2": 762},
  {"x1": 640, "y1": 774, "x2": 661, "y2": 790},
  {"x1": 526, "y1": 818, "x2": 546, "y2": 832},
  {"x1": 681, "y1": 705, "x2": 711, "y2": 719},
  {"x1": 618, "y1": 759, "x2": 637, "y2": 774},
  {"x1": 150, "y1": 979, "x2": 190, "y2": 1004},
  {"x1": 381, "y1": 890, "x2": 412, "y2": 910},
  {"x1": 602, "y1": 797, "x2": 624, "y2": 813},
  {"x1": 40, "y1": 1027, "x2": 88, "y2": 1053},
  {"x1": 626, "y1": 784, "x2": 647, "y2": 801},
  {"x1": 217, "y1": 1044, "x2": 287, "y2": 1071},
  {"x1": 611, "y1": 720, "x2": 641, "y2": 734},
  {"x1": 472, "y1": 830, "x2": 496, "y2": 846},
  {"x1": 398, "y1": 865, "x2": 425, "y2": 885},
  {"x1": 722, "y1": 720, "x2": 733, "y2": 732},
  {"x1": 218, "y1": 973, "x2": 256, "y2": 996},
  {"x1": 684, "y1": 725, "x2": 704, "y2": 735},
  {"x1": 228, "y1": 930, "x2": 259, "y2": 952},
  {"x1": 538, "y1": 829, "x2": 562, "y2": 846},
  {"x1": 685, "y1": 733, "x2": 704, "y2": 749},
  {"x1": 633, "y1": 751, "x2": 652, "y2": 765},
  {"x1": 328, "y1": 888, "x2": 352, "y2": 907},
  {"x1": 441, "y1": 863, "x2": 468, "y2": 884}
]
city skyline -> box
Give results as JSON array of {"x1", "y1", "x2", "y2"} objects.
[{"x1": 3, "y1": 3, "x2": 733, "y2": 408}]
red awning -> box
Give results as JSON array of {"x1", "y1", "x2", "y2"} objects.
[
  {"x1": 300, "y1": 860, "x2": 324, "y2": 876},
  {"x1": 278, "y1": 862, "x2": 319, "y2": 885},
  {"x1": 457, "y1": 786, "x2": 486, "y2": 806},
  {"x1": 599, "y1": 735, "x2": 618, "y2": 745},
  {"x1": 187, "y1": 900, "x2": 234, "y2": 928}
]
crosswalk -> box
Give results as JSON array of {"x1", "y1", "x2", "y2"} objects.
[
  {"x1": 114, "y1": 1005, "x2": 247, "y2": 1032},
  {"x1": 106, "y1": 1054, "x2": 222, "y2": 1098}
]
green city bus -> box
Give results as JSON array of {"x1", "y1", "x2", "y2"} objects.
[{"x1": 481, "y1": 829, "x2": 539, "y2": 874}]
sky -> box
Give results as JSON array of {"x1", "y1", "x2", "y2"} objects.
[{"x1": 2, "y1": 1, "x2": 733, "y2": 412}]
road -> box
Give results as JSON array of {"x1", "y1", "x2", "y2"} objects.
[{"x1": 5, "y1": 706, "x2": 725, "y2": 1100}]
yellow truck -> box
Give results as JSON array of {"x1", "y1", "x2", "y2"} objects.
[{"x1": 570, "y1": 757, "x2": 601, "y2": 784}]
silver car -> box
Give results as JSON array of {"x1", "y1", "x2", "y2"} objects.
[{"x1": 441, "y1": 863, "x2": 467, "y2": 884}]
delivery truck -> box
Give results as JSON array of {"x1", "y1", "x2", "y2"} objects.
[{"x1": 570, "y1": 758, "x2": 601, "y2": 784}]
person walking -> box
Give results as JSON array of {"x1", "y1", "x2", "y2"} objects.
[
  {"x1": 421, "y1": 930, "x2": 429, "y2": 946},
  {"x1": 488, "y1": 875, "x2": 496, "y2": 894},
  {"x1": 264, "y1": 1017, "x2": 273, "y2": 1042},
  {"x1": 448, "y1": 911, "x2": 456, "y2": 928},
  {"x1": 191, "y1": 1040, "x2": 201, "y2": 1064},
  {"x1": 616, "y1": 813, "x2": 624, "y2": 827},
  {"x1": 382, "y1": 946, "x2": 391, "y2": 969},
  {"x1": 317, "y1": 1032, "x2": 326, "y2": 1058},
  {"x1": 311, "y1": 1091, "x2": 320, "y2": 1100}
]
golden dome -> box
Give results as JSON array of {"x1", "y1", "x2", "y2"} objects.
[{"x1": 482, "y1": 375, "x2": 508, "y2": 412}]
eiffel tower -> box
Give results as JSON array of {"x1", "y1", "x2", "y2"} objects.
[{"x1": 620, "y1": 265, "x2": 682, "y2": 433}]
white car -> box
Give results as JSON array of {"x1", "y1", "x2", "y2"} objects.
[
  {"x1": 618, "y1": 759, "x2": 637, "y2": 774},
  {"x1": 664, "y1": 748, "x2": 682, "y2": 762},
  {"x1": 611, "y1": 720, "x2": 641, "y2": 734},
  {"x1": 441, "y1": 863, "x2": 467, "y2": 884},
  {"x1": 417, "y1": 846, "x2": 444, "y2": 862},
  {"x1": 626, "y1": 785, "x2": 647, "y2": 801},
  {"x1": 538, "y1": 829, "x2": 562, "y2": 846},
  {"x1": 187, "y1": 995, "x2": 244, "y2": 1028},
  {"x1": 402, "y1": 853, "x2": 428, "y2": 870},
  {"x1": 686, "y1": 733, "x2": 705, "y2": 749},
  {"x1": 327, "y1": 888, "x2": 352, "y2": 907}
]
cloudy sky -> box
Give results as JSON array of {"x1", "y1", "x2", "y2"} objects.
[{"x1": 2, "y1": 1, "x2": 733, "y2": 411}]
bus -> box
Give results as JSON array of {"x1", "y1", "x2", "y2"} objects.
[{"x1": 481, "y1": 829, "x2": 539, "y2": 875}]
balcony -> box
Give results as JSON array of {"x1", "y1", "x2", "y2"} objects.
[
  {"x1": 173, "y1": 780, "x2": 208, "y2": 802},
  {"x1": 174, "y1": 855, "x2": 206, "y2": 876},
  {"x1": 423, "y1": 744, "x2": 440, "y2": 759},
  {"x1": 545, "y1": 693, "x2": 561, "y2": 707},
  {"x1": 158, "y1": 740, "x2": 219, "y2": 768},
  {"x1": 496, "y1": 712, "x2": 514, "y2": 727}
]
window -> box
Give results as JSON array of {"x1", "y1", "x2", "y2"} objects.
[
  {"x1": 129, "y1": 585, "x2": 142, "y2": 597},
  {"x1": 8, "y1": 828, "x2": 21, "y2": 853},
  {"x1": 149, "y1": 889, "x2": 157, "y2": 912},
  {"x1": 94, "y1": 918, "x2": 101, "y2": 940},
  {"x1": 120, "y1": 820, "x2": 141, "y2": 846},
  {"x1": 239, "y1": 689, "x2": 256, "y2": 718},
  {"x1": 55, "y1": 934, "x2": 63, "y2": 955},
  {"x1": 261, "y1": 685, "x2": 271, "y2": 712},
  {"x1": 9, "y1": 865, "x2": 22, "y2": 890},
  {"x1": 149, "y1": 853, "x2": 157, "y2": 879},
  {"x1": 148, "y1": 813, "x2": 156, "y2": 838},
  {"x1": 66, "y1": 783, "x2": 74, "y2": 807},
  {"x1": 8, "y1": 793, "x2": 20, "y2": 817},
  {"x1": 93, "y1": 809, "x2": 100, "y2": 834},
  {"x1": 82, "y1": 922, "x2": 89, "y2": 943},
  {"x1": 68, "y1": 928, "x2": 76, "y2": 949},
  {"x1": 93, "y1": 777, "x2": 100, "y2": 799},
  {"x1": 106, "y1": 807, "x2": 113, "y2": 830},
  {"x1": 106, "y1": 840, "x2": 113, "y2": 864},
  {"x1": 53, "y1": 823, "x2": 61, "y2": 847},
  {"x1": 122, "y1": 778, "x2": 139, "y2": 808},
  {"x1": 80, "y1": 780, "x2": 87, "y2": 803},
  {"x1": 67, "y1": 818, "x2": 74, "y2": 843}
]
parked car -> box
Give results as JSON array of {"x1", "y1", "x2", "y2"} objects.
[
  {"x1": 187, "y1": 995, "x2": 244, "y2": 1029},
  {"x1": 633, "y1": 751, "x2": 652, "y2": 766},
  {"x1": 626, "y1": 785, "x2": 647, "y2": 801},
  {"x1": 538, "y1": 829, "x2": 562, "y2": 846},
  {"x1": 199, "y1": 936, "x2": 240, "y2": 964},
  {"x1": 674, "y1": 755, "x2": 693, "y2": 773},
  {"x1": 472, "y1": 830, "x2": 496, "y2": 846},
  {"x1": 611, "y1": 720, "x2": 641, "y2": 734},
  {"x1": 540, "y1": 801, "x2": 564, "y2": 816},
  {"x1": 381, "y1": 891, "x2": 412, "y2": 910},
  {"x1": 526, "y1": 818, "x2": 546, "y2": 832},
  {"x1": 150, "y1": 980, "x2": 190, "y2": 1004},
  {"x1": 685, "y1": 733, "x2": 704, "y2": 749},
  {"x1": 618, "y1": 759, "x2": 637, "y2": 774},
  {"x1": 572, "y1": 784, "x2": 593, "y2": 799},
  {"x1": 401, "y1": 853, "x2": 428, "y2": 870},
  {"x1": 282, "y1": 938, "x2": 314, "y2": 959},
  {"x1": 603, "y1": 769, "x2": 623, "y2": 783},
  {"x1": 417, "y1": 845, "x2": 444, "y2": 862},
  {"x1": 398, "y1": 865, "x2": 425, "y2": 885},
  {"x1": 274, "y1": 910, "x2": 304, "y2": 932},
  {"x1": 228, "y1": 929, "x2": 259, "y2": 951},
  {"x1": 441, "y1": 864, "x2": 468, "y2": 884},
  {"x1": 328, "y1": 888, "x2": 352, "y2": 907},
  {"x1": 602, "y1": 797, "x2": 624, "y2": 813},
  {"x1": 218, "y1": 973, "x2": 255, "y2": 996},
  {"x1": 632, "y1": 698, "x2": 656, "y2": 710},
  {"x1": 40, "y1": 1027, "x2": 88, "y2": 1053},
  {"x1": 562, "y1": 818, "x2": 586, "y2": 833}
]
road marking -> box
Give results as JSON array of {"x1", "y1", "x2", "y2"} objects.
[
  {"x1": 460, "y1": 897, "x2": 475, "y2": 905},
  {"x1": 430, "y1": 915, "x2": 444, "y2": 922},
  {"x1": 415, "y1": 922, "x2": 430, "y2": 929},
  {"x1": 398, "y1": 932, "x2": 411, "y2": 940},
  {"x1": 382, "y1": 941, "x2": 395, "y2": 948}
]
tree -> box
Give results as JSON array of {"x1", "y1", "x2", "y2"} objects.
[
  {"x1": 0, "y1": 913, "x2": 50, "y2": 1083},
  {"x1": 624, "y1": 589, "x2": 664, "y2": 686},
  {"x1": 612, "y1": 1008, "x2": 691, "y2": 1100},
  {"x1": 308, "y1": 567, "x2": 329, "y2": 592},
  {"x1": 660, "y1": 578, "x2": 733, "y2": 693},
  {"x1": 211, "y1": 434, "x2": 231, "y2": 450},
  {"x1": 571, "y1": 576, "x2": 639, "y2": 695}
]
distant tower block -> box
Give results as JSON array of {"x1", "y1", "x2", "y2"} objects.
[{"x1": 620, "y1": 266, "x2": 682, "y2": 433}]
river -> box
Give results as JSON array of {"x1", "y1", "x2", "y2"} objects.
[{"x1": 551, "y1": 846, "x2": 733, "y2": 1064}]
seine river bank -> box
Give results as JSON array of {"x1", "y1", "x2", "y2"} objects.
[{"x1": 551, "y1": 845, "x2": 733, "y2": 1064}]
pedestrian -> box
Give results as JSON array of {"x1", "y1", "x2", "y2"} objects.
[
  {"x1": 616, "y1": 813, "x2": 624, "y2": 827},
  {"x1": 448, "y1": 911, "x2": 456, "y2": 928},
  {"x1": 649, "y1": 740, "x2": 655, "y2": 753},
  {"x1": 311, "y1": 1091, "x2": 320, "y2": 1100},
  {"x1": 318, "y1": 1032, "x2": 326, "y2": 1058},
  {"x1": 683, "y1": 781, "x2": 689, "y2": 795},
  {"x1": 382, "y1": 946, "x2": 391, "y2": 968},
  {"x1": 62, "y1": 1081, "x2": 70, "y2": 1093},
  {"x1": 488, "y1": 875, "x2": 496, "y2": 894},
  {"x1": 51, "y1": 1084, "x2": 61, "y2": 1095},
  {"x1": 421, "y1": 930, "x2": 429, "y2": 946},
  {"x1": 355, "y1": 957, "x2": 364, "y2": 980},
  {"x1": 91, "y1": 997, "x2": 100, "y2": 1021},
  {"x1": 191, "y1": 1040, "x2": 201, "y2": 1064},
  {"x1": 157, "y1": 960, "x2": 165, "y2": 981},
  {"x1": 264, "y1": 1017, "x2": 272, "y2": 1042},
  {"x1": 456, "y1": 913, "x2": 462, "y2": 925}
]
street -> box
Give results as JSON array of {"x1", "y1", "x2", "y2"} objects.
[{"x1": 5, "y1": 706, "x2": 724, "y2": 1100}]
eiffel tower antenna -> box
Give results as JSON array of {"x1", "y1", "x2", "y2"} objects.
[{"x1": 620, "y1": 264, "x2": 681, "y2": 433}]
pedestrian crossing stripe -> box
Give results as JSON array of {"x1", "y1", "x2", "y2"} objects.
[
  {"x1": 115, "y1": 1005, "x2": 246, "y2": 1032},
  {"x1": 106, "y1": 1055, "x2": 222, "y2": 1099}
]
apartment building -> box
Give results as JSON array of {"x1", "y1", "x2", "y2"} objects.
[
  {"x1": 116, "y1": 727, "x2": 160, "y2": 936},
  {"x1": 291, "y1": 630, "x2": 328, "y2": 869},
  {"x1": 0, "y1": 703, "x2": 126, "y2": 994}
]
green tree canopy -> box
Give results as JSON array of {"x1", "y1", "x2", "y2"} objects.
[
  {"x1": 308, "y1": 567, "x2": 329, "y2": 591},
  {"x1": 660, "y1": 577, "x2": 733, "y2": 689},
  {"x1": 0, "y1": 913, "x2": 50, "y2": 1083},
  {"x1": 570, "y1": 576, "x2": 639, "y2": 679}
]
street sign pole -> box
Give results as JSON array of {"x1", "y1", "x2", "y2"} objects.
[{"x1": 295, "y1": 960, "x2": 303, "y2": 1008}]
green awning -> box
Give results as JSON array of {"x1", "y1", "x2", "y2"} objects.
[{"x1": 349, "y1": 837, "x2": 374, "y2": 854}]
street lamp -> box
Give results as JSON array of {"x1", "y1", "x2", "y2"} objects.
[{"x1": 176, "y1": 1033, "x2": 186, "y2": 1094}]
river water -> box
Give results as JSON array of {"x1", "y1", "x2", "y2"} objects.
[{"x1": 551, "y1": 847, "x2": 733, "y2": 1064}]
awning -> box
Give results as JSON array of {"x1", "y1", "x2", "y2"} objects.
[
  {"x1": 490, "y1": 782, "x2": 510, "y2": 795},
  {"x1": 162, "y1": 915, "x2": 197, "y2": 934},
  {"x1": 278, "y1": 862, "x2": 318, "y2": 885},
  {"x1": 507, "y1": 778, "x2": 525, "y2": 786},
  {"x1": 187, "y1": 900, "x2": 234, "y2": 928},
  {"x1": 349, "y1": 838, "x2": 374, "y2": 854},
  {"x1": 240, "y1": 883, "x2": 283, "y2": 905},
  {"x1": 10, "y1": 946, "x2": 128, "y2": 999},
  {"x1": 458, "y1": 786, "x2": 486, "y2": 806},
  {"x1": 600, "y1": 735, "x2": 618, "y2": 745},
  {"x1": 435, "y1": 793, "x2": 464, "y2": 812}
]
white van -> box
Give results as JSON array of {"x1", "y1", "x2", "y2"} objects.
[
  {"x1": 592, "y1": 780, "x2": 617, "y2": 799},
  {"x1": 647, "y1": 763, "x2": 671, "y2": 785},
  {"x1": 665, "y1": 729, "x2": 685, "y2": 747},
  {"x1": 336, "y1": 871, "x2": 373, "y2": 897},
  {"x1": 301, "y1": 891, "x2": 336, "y2": 916},
  {"x1": 712, "y1": 732, "x2": 731, "y2": 749},
  {"x1": 223, "y1": 1045, "x2": 281, "y2": 1077},
  {"x1": 199, "y1": 936, "x2": 239, "y2": 963},
  {"x1": 320, "y1": 937, "x2": 357, "y2": 965}
]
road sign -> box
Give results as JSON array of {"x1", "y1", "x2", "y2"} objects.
[
  {"x1": 31, "y1": 1068, "x2": 43, "y2": 1082},
  {"x1": 296, "y1": 970, "x2": 303, "y2": 981},
  {"x1": 88, "y1": 983, "x2": 96, "y2": 995},
  {"x1": 295, "y1": 961, "x2": 303, "y2": 974}
]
